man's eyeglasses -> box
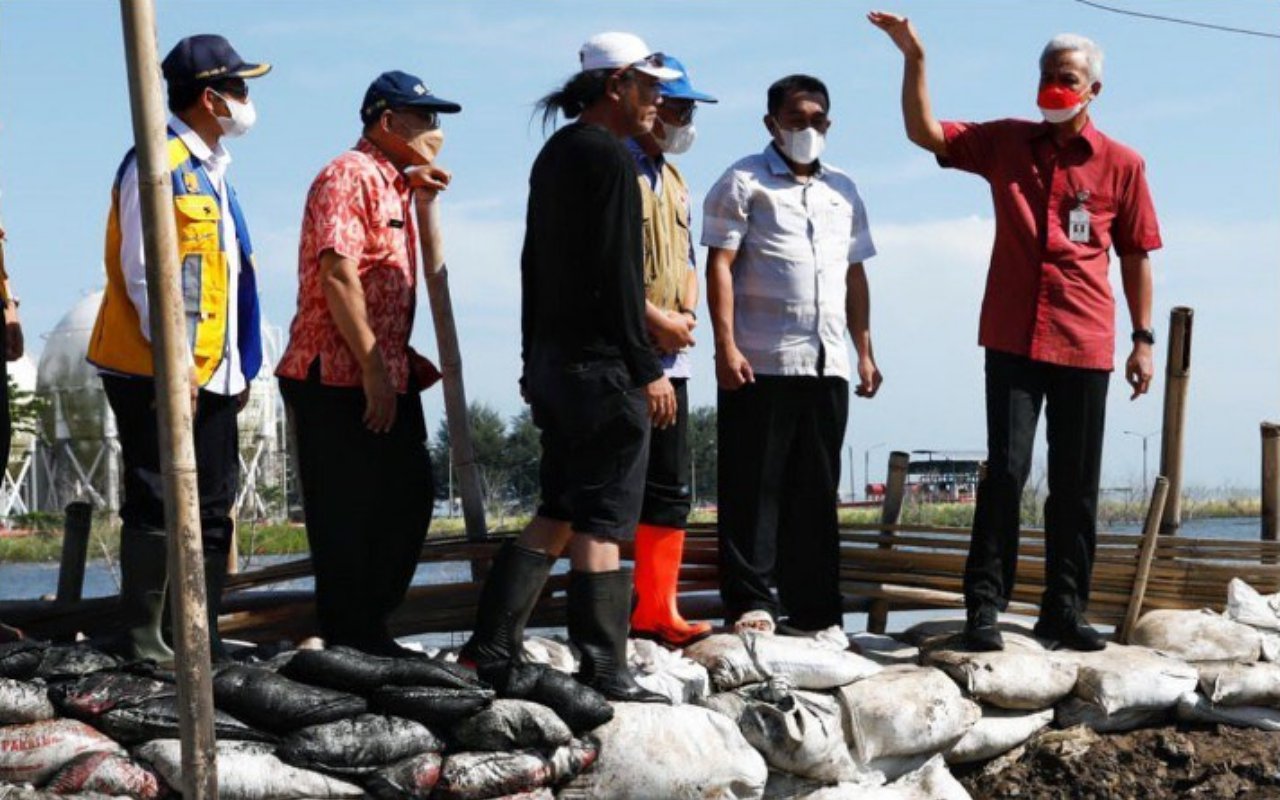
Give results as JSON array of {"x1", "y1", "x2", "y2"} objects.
[
  {"x1": 396, "y1": 107, "x2": 440, "y2": 131},
  {"x1": 664, "y1": 101, "x2": 696, "y2": 125},
  {"x1": 211, "y1": 80, "x2": 249, "y2": 100}
]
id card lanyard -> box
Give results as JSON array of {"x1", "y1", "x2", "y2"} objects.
[{"x1": 1068, "y1": 189, "x2": 1091, "y2": 244}]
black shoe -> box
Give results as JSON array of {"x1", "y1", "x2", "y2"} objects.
[
  {"x1": 568, "y1": 570, "x2": 670, "y2": 704},
  {"x1": 1034, "y1": 611, "x2": 1106, "y2": 652},
  {"x1": 459, "y1": 542, "x2": 555, "y2": 670},
  {"x1": 204, "y1": 554, "x2": 231, "y2": 664},
  {"x1": 964, "y1": 604, "x2": 1005, "y2": 652}
]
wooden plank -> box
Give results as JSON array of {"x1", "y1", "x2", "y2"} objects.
[{"x1": 1118, "y1": 477, "x2": 1170, "y2": 643}]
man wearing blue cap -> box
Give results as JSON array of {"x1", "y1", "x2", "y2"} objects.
[
  {"x1": 625, "y1": 55, "x2": 718, "y2": 648},
  {"x1": 278, "y1": 71, "x2": 455, "y2": 655},
  {"x1": 89, "y1": 34, "x2": 270, "y2": 663}
]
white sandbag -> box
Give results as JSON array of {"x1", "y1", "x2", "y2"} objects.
[
  {"x1": 1129, "y1": 608, "x2": 1262, "y2": 663},
  {"x1": 923, "y1": 638, "x2": 1077, "y2": 710},
  {"x1": 1069, "y1": 643, "x2": 1198, "y2": 715},
  {"x1": 521, "y1": 637, "x2": 577, "y2": 674},
  {"x1": 848, "y1": 634, "x2": 919, "y2": 668},
  {"x1": 854, "y1": 755, "x2": 971, "y2": 800},
  {"x1": 1175, "y1": 691, "x2": 1280, "y2": 731},
  {"x1": 1260, "y1": 629, "x2": 1280, "y2": 662},
  {"x1": 629, "y1": 638, "x2": 710, "y2": 705},
  {"x1": 0, "y1": 677, "x2": 55, "y2": 724},
  {"x1": 738, "y1": 688, "x2": 862, "y2": 783},
  {"x1": 1226, "y1": 577, "x2": 1280, "y2": 631},
  {"x1": 1054, "y1": 696, "x2": 1169, "y2": 733},
  {"x1": 1198, "y1": 661, "x2": 1280, "y2": 707},
  {"x1": 0, "y1": 718, "x2": 124, "y2": 785},
  {"x1": 943, "y1": 707, "x2": 1053, "y2": 764},
  {"x1": 685, "y1": 633, "x2": 880, "y2": 692},
  {"x1": 558, "y1": 703, "x2": 767, "y2": 800},
  {"x1": 135, "y1": 739, "x2": 364, "y2": 799},
  {"x1": 837, "y1": 667, "x2": 981, "y2": 763}
]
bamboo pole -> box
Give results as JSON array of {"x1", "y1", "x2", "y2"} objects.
[
  {"x1": 1158, "y1": 307, "x2": 1193, "y2": 535},
  {"x1": 415, "y1": 192, "x2": 486, "y2": 543},
  {"x1": 1263, "y1": 423, "x2": 1279, "y2": 552},
  {"x1": 117, "y1": 2, "x2": 216, "y2": 796},
  {"x1": 1118, "y1": 476, "x2": 1170, "y2": 643},
  {"x1": 866, "y1": 450, "x2": 910, "y2": 633}
]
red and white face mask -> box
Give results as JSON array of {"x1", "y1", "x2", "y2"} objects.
[{"x1": 1037, "y1": 84, "x2": 1091, "y2": 124}]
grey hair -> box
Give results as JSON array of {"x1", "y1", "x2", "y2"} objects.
[{"x1": 1041, "y1": 33, "x2": 1104, "y2": 84}]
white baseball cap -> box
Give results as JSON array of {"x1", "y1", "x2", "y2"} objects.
[{"x1": 579, "y1": 32, "x2": 681, "y2": 81}]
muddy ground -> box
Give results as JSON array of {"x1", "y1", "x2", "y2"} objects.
[{"x1": 955, "y1": 723, "x2": 1280, "y2": 799}]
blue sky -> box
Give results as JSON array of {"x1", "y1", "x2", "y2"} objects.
[{"x1": 1, "y1": 0, "x2": 1277, "y2": 494}]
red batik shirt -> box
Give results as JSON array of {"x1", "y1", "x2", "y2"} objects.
[
  {"x1": 940, "y1": 118, "x2": 1162, "y2": 371},
  {"x1": 278, "y1": 138, "x2": 425, "y2": 392}
]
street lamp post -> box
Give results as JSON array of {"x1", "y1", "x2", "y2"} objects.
[
  {"x1": 863, "y1": 442, "x2": 886, "y2": 501},
  {"x1": 1124, "y1": 429, "x2": 1160, "y2": 492}
]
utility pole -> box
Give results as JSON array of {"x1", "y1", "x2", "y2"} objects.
[
  {"x1": 1124, "y1": 429, "x2": 1160, "y2": 493},
  {"x1": 863, "y1": 442, "x2": 886, "y2": 501}
]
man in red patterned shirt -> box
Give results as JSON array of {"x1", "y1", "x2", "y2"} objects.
[
  {"x1": 277, "y1": 71, "x2": 455, "y2": 655},
  {"x1": 871, "y1": 13, "x2": 1161, "y2": 651}
]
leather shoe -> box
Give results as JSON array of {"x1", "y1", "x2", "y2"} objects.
[
  {"x1": 1034, "y1": 611, "x2": 1106, "y2": 652},
  {"x1": 964, "y1": 604, "x2": 1004, "y2": 651}
]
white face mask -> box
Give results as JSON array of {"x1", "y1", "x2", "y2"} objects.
[
  {"x1": 213, "y1": 92, "x2": 256, "y2": 138},
  {"x1": 1040, "y1": 102, "x2": 1086, "y2": 124},
  {"x1": 656, "y1": 120, "x2": 696, "y2": 155},
  {"x1": 775, "y1": 124, "x2": 825, "y2": 165}
]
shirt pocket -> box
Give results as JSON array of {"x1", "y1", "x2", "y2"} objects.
[{"x1": 1059, "y1": 189, "x2": 1117, "y2": 252}]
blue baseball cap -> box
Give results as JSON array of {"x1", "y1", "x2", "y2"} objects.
[
  {"x1": 658, "y1": 55, "x2": 717, "y2": 103},
  {"x1": 161, "y1": 34, "x2": 270, "y2": 84},
  {"x1": 361, "y1": 70, "x2": 462, "y2": 124}
]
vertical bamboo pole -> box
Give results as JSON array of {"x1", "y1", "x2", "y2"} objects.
[
  {"x1": 1118, "y1": 476, "x2": 1169, "y2": 643},
  {"x1": 1262, "y1": 423, "x2": 1279, "y2": 548},
  {"x1": 117, "y1": 2, "x2": 217, "y2": 797},
  {"x1": 1158, "y1": 307, "x2": 1193, "y2": 536},
  {"x1": 414, "y1": 192, "x2": 486, "y2": 542},
  {"x1": 866, "y1": 450, "x2": 910, "y2": 633}
]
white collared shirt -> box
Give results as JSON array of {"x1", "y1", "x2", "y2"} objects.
[
  {"x1": 117, "y1": 116, "x2": 243, "y2": 395},
  {"x1": 701, "y1": 143, "x2": 875, "y2": 380}
]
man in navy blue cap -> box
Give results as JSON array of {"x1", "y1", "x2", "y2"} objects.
[
  {"x1": 277, "y1": 70, "x2": 457, "y2": 655},
  {"x1": 623, "y1": 54, "x2": 720, "y2": 648},
  {"x1": 89, "y1": 33, "x2": 270, "y2": 664}
]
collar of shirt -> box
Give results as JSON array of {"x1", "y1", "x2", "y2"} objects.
[
  {"x1": 762, "y1": 141, "x2": 826, "y2": 180},
  {"x1": 168, "y1": 115, "x2": 231, "y2": 182},
  {"x1": 354, "y1": 136, "x2": 409, "y2": 194},
  {"x1": 625, "y1": 137, "x2": 665, "y2": 190},
  {"x1": 1028, "y1": 116, "x2": 1102, "y2": 156}
]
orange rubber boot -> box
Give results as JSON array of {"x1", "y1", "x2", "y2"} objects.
[{"x1": 631, "y1": 523, "x2": 713, "y2": 648}]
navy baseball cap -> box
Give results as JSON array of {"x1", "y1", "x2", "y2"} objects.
[
  {"x1": 161, "y1": 34, "x2": 270, "y2": 84},
  {"x1": 361, "y1": 70, "x2": 462, "y2": 124},
  {"x1": 658, "y1": 55, "x2": 717, "y2": 103}
]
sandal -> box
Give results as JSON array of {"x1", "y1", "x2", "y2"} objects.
[{"x1": 733, "y1": 609, "x2": 777, "y2": 636}]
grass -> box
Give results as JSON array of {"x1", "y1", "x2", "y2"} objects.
[{"x1": 0, "y1": 495, "x2": 1264, "y2": 564}]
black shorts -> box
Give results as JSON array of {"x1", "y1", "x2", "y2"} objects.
[
  {"x1": 641, "y1": 378, "x2": 690, "y2": 528},
  {"x1": 528, "y1": 358, "x2": 650, "y2": 540}
]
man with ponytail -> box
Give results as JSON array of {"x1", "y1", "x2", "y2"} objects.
[
  {"x1": 625, "y1": 55, "x2": 718, "y2": 648},
  {"x1": 870, "y1": 12, "x2": 1161, "y2": 652},
  {"x1": 461, "y1": 33, "x2": 680, "y2": 703}
]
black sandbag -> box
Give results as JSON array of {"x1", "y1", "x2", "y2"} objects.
[
  {"x1": 449, "y1": 699, "x2": 572, "y2": 752},
  {"x1": 278, "y1": 713, "x2": 443, "y2": 776},
  {"x1": 281, "y1": 646, "x2": 483, "y2": 694},
  {"x1": 35, "y1": 644, "x2": 122, "y2": 681},
  {"x1": 49, "y1": 670, "x2": 174, "y2": 720},
  {"x1": 432, "y1": 751, "x2": 553, "y2": 800},
  {"x1": 489, "y1": 663, "x2": 613, "y2": 733},
  {"x1": 0, "y1": 640, "x2": 47, "y2": 680},
  {"x1": 96, "y1": 694, "x2": 277, "y2": 744},
  {"x1": 370, "y1": 685, "x2": 494, "y2": 729},
  {"x1": 364, "y1": 752, "x2": 443, "y2": 800},
  {"x1": 213, "y1": 665, "x2": 367, "y2": 734},
  {"x1": 45, "y1": 750, "x2": 169, "y2": 800}
]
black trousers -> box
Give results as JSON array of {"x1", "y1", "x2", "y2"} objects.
[
  {"x1": 718, "y1": 376, "x2": 848, "y2": 630},
  {"x1": 102, "y1": 374, "x2": 238, "y2": 552},
  {"x1": 640, "y1": 378, "x2": 691, "y2": 529},
  {"x1": 964, "y1": 349, "x2": 1110, "y2": 616},
  {"x1": 0, "y1": 321, "x2": 9, "y2": 468},
  {"x1": 280, "y1": 370, "x2": 433, "y2": 647}
]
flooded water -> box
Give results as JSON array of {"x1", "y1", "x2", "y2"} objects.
[{"x1": 0, "y1": 516, "x2": 1263, "y2": 647}]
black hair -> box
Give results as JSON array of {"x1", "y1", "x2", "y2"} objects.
[
  {"x1": 534, "y1": 68, "x2": 630, "y2": 134},
  {"x1": 767, "y1": 74, "x2": 830, "y2": 116},
  {"x1": 167, "y1": 81, "x2": 207, "y2": 114}
]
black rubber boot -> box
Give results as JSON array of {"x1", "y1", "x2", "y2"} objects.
[
  {"x1": 119, "y1": 528, "x2": 174, "y2": 665},
  {"x1": 964, "y1": 603, "x2": 1005, "y2": 652},
  {"x1": 568, "y1": 570, "x2": 670, "y2": 704},
  {"x1": 459, "y1": 542, "x2": 555, "y2": 674},
  {"x1": 204, "y1": 553, "x2": 230, "y2": 663}
]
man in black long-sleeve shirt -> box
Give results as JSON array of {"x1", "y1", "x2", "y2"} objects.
[{"x1": 463, "y1": 32, "x2": 678, "y2": 705}]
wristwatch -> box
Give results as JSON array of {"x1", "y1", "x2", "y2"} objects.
[{"x1": 1131, "y1": 328, "x2": 1156, "y2": 346}]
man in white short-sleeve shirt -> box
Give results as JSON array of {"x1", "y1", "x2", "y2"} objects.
[{"x1": 702, "y1": 74, "x2": 882, "y2": 641}]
